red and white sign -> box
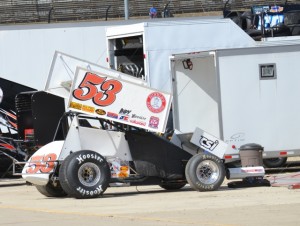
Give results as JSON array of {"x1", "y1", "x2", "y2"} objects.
[{"x1": 68, "y1": 67, "x2": 172, "y2": 133}]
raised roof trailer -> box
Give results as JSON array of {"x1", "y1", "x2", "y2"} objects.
[
  {"x1": 0, "y1": 16, "x2": 233, "y2": 91},
  {"x1": 170, "y1": 40, "x2": 300, "y2": 166},
  {"x1": 106, "y1": 18, "x2": 256, "y2": 93}
]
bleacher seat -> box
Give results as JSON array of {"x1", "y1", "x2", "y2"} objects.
[{"x1": 0, "y1": 0, "x2": 297, "y2": 24}]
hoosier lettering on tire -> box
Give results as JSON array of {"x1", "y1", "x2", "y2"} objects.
[
  {"x1": 59, "y1": 150, "x2": 111, "y2": 199},
  {"x1": 185, "y1": 154, "x2": 225, "y2": 192}
]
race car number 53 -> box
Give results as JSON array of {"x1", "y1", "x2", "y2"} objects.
[{"x1": 72, "y1": 72, "x2": 123, "y2": 107}]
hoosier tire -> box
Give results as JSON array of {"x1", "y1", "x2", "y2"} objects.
[
  {"x1": 159, "y1": 183, "x2": 186, "y2": 190},
  {"x1": 59, "y1": 150, "x2": 111, "y2": 199},
  {"x1": 185, "y1": 154, "x2": 225, "y2": 192},
  {"x1": 35, "y1": 181, "x2": 67, "y2": 197}
]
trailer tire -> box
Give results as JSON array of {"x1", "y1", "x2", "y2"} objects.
[
  {"x1": 185, "y1": 154, "x2": 225, "y2": 191},
  {"x1": 159, "y1": 182, "x2": 186, "y2": 190},
  {"x1": 263, "y1": 157, "x2": 287, "y2": 168},
  {"x1": 35, "y1": 181, "x2": 67, "y2": 197},
  {"x1": 59, "y1": 150, "x2": 111, "y2": 199}
]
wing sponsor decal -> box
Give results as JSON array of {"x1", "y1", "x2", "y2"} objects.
[
  {"x1": 146, "y1": 92, "x2": 166, "y2": 113},
  {"x1": 72, "y1": 71, "x2": 122, "y2": 107},
  {"x1": 69, "y1": 68, "x2": 172, "y2": 133}
]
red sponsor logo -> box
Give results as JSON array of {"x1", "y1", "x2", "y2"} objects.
[
  {"x1": 149, "y1": 116, "x2": 159, "y2": 129},
  {"x1": 130, "y1": 119, "x2": 146, "y2": 126},
  {"x1": 146, "y1": 92, "x2": 166, "y2": 113}
]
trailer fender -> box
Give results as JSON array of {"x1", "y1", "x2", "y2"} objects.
[
  {"x1": 185, "y1": 154, "x2": 225, "y2": 191},
  {"x1": 59, "y1": 150, "x2": 111, "y2": 199},
  {"x1": 22, "y1": 140, "x2": 64, "y2": 186}
]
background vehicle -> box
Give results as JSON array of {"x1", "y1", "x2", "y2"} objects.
[{"x1": 0, "y1": 78, "x2": 36, "y2": 176}]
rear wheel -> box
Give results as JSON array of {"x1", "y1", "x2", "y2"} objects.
[
  {"x1": 59, "y1": 150, "x2": 111, "y2": 199},
  {"x1": 159, "y1": 182, "x2": 186, "y2": 190},
  {"x1": 185, "y1": 154, "x2": 225, "y2": 191},
  {"x1": 35, "y1": 181, "x2": 67, "y2": 197}
]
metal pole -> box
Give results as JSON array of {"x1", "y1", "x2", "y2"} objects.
[
  {"x1": 105, "y1": 5, "x2": 111, "y2": 21},
  {"x1": 124, "y1": 0, "x2": 129, "y2": 20}
]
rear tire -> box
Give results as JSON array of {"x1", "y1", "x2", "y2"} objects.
[
  {"x1": 263, "y1": 157, "x2": 287, "y2": 168},
  {"x1": 35, "y1": 181, "x2": 67, "y2": 197},
  {"x1": 59, "y1": 150, "x2": 111, "y2": 199},
  {"x1": 159, "y1": 183, "x2": 186, "y2": 190},
  {"x1": 185, "y1": 154, "x2": 225, "y2": 191}
]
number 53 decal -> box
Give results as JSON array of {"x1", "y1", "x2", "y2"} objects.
[{"x1": 73, "y1": 72, "x2": 123, "y2": 107}]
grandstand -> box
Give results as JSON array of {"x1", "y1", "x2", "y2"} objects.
[{"x1": 0, "y1": 0, "x2": 298, "y2": 24}]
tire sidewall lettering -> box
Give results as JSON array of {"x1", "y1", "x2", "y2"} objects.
[
  {"x1": 76, "y1": 153, "x2": 104, "y2": 165},
  {"x1": 76, "y1": 185, "x2": 103, "y2": 197},
  {"x1": 185, "y1": 154, "x2": 225, "y2": 192},
  {"x1": 63, "y1": 151, "x2": 110, "y2": 198}
]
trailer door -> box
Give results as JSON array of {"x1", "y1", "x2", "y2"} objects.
[{"x1": 171, "y1": 53, "x2": 221, "y2": 137}]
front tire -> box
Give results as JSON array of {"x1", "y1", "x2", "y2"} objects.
[
  {"x1": 59, "y1": 150, "x2": 111, "y2": 199},
  {"x1": 185, "y1": 154, "x2": 225, "y2": 191}
]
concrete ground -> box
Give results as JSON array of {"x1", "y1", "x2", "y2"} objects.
[{"x1": 0, "y1": 175, "x2": 300, "y2": 226}]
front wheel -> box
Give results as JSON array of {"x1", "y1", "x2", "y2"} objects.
[
  {"x1": 59, "y1": 150, "x2": 111, "y2": 199},
  {"x1": 185, "y1": 154, "x2": 225, "y2": 191}
]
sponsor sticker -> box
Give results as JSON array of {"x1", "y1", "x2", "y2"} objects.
[
  {"x1": 69, "y1": 101, "x2": 82, "y2": 110},
  {"x1": 131, "y1": 114, "x2": 146, "y2": 120},
  {"x1": 119, "y1": 108, "x2": 132, "y2": 115},
  {"x1": 95, "y1": 109, "x2": 106, "y2": 115},
  {"x1": 130, "y1": 119, "x2": 146, "y2": 126},
  {"x1": 119, "y1": 115, "x2": 129, "y2": 121},
  {"x1": 82, "y1": 105, "x2": 95, "y2": 113},
  {"x1": 149, "y1": 116, "x2": 159, "y2": 129},
  {"x1": 107, "y1": 112, "x2": 118, "y2": 119},
  {"x1": 146, "y1": 92, "x2": 166, "y2": 113}
]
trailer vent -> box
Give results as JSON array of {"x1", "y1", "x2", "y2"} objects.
[{"x1": 259, "y1": 63, "x2": 276, "y2": 80}]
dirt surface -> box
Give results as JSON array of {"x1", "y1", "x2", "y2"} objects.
[{"x1": 0, "y1": 176, "x2": 300, "y2": 226}]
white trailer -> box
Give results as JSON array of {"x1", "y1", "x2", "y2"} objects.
[
  {"x1": 170, "y1": 40, "x2": 300, "y2": 165},
  {"x1": 0, "y1": 16, "x2": 243, "y2": 91},
  {"x1": 106, "y1": 19, "x2": 256, "y2": 93}
]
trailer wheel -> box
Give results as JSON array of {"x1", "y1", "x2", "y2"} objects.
[
  {"x1": 159, "y1": 182, "x2": 186, "y2": 190},
  {"x1": 263, "y1": 157, "x2": 287, "y2": 168},
  {"x1": 59, "y1": 150, "x2": 111, "y2": 199},
  {"x1": 35, "y1": 181, "x2": 67, "y2": 197},
  {"x1": 185, "y1": 154, "x2": 225, "y2": 191}
]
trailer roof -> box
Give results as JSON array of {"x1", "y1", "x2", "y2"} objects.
[
  {"x1": 170, "y1": 36, "x2": 300, "y2": 59},
  {"x1": 0, "y1": 15, "x2": 222, "y2": 31},
  {"x1": 106, "y1": 18, "x2": 254, "y2": 43}
]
